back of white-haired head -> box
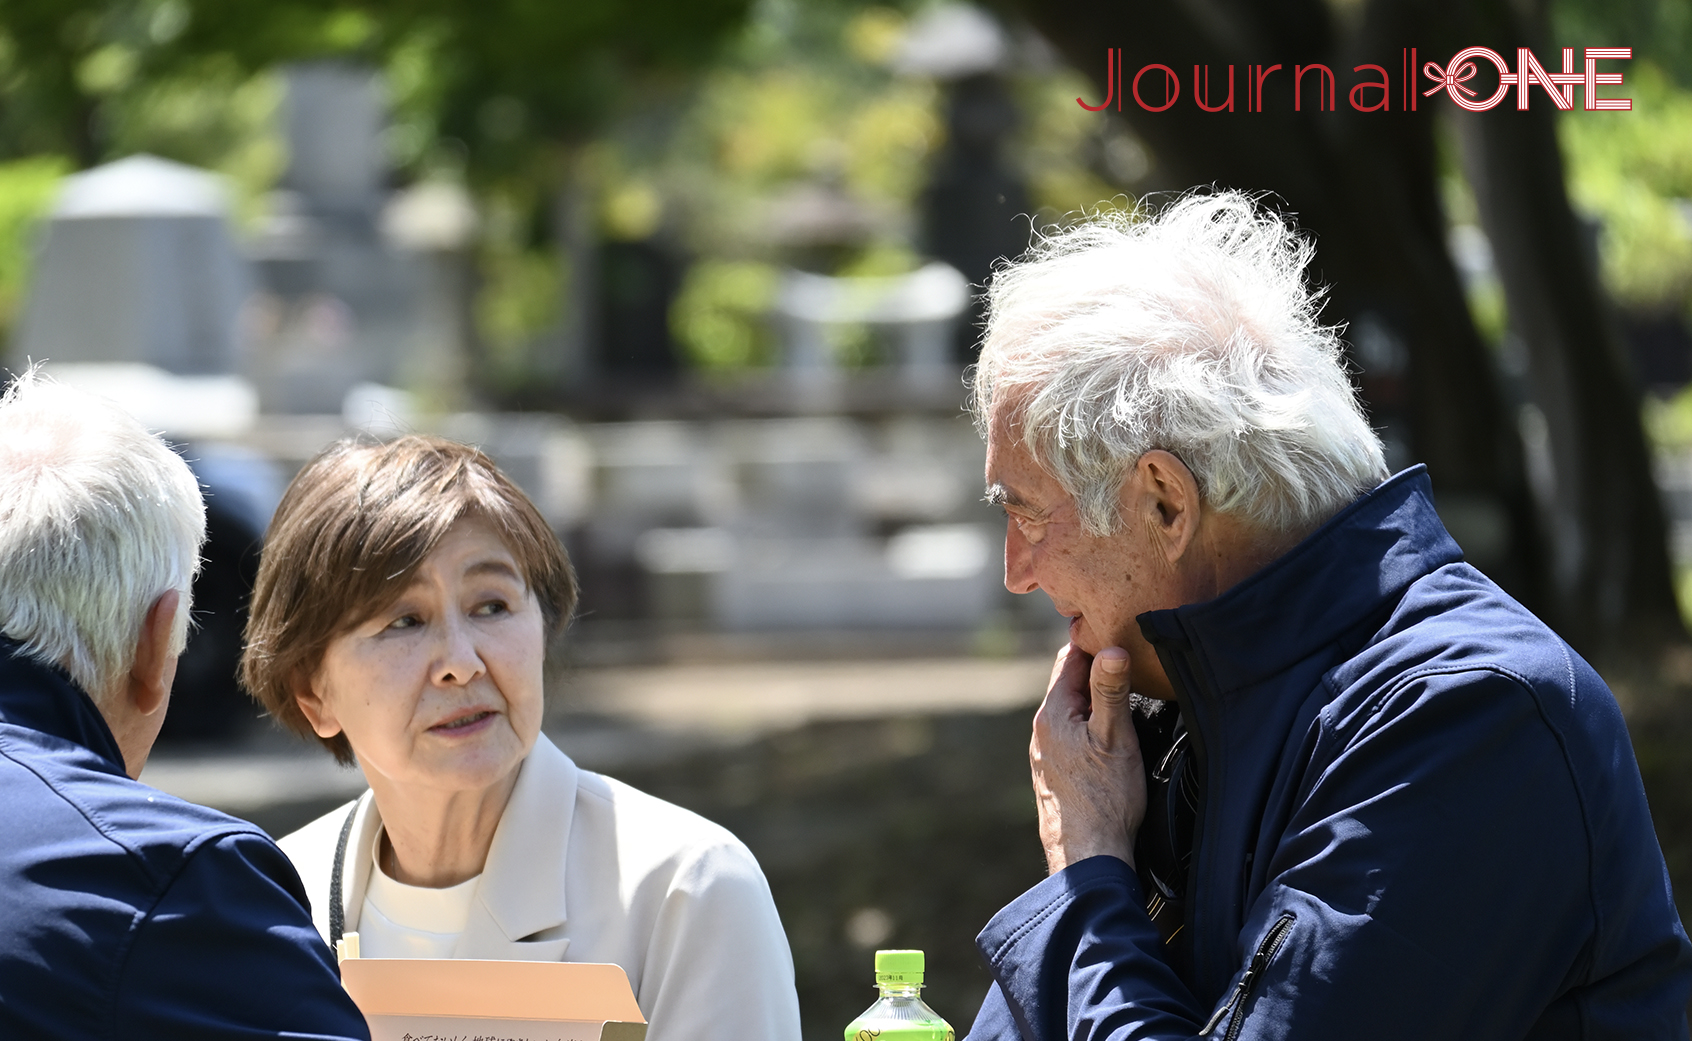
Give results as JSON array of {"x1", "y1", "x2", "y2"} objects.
[
  {"x1": 973, "y1": 190, "x2": 1388, "y2": 536},
  {"x1": 0, "y1": 371, "x2": 205, "y2": 704}
]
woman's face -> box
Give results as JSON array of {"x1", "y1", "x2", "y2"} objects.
[{"x1": 298, "y1": 515, "x2": 545, "y2": 797}]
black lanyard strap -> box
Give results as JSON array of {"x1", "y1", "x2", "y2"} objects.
[{"x1": 328, "y1": 800, "x2": 359, "y2": 946}]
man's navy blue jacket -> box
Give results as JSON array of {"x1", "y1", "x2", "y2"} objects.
[
  {"x1": 0, "y1": 638, "x2": 370, "y2": 1040},
  {"x1": 968, "y1": 468, "x2": 1692, "y2": 1040}
]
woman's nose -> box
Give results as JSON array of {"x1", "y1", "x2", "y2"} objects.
[{"x1": 433, "y1": 614, "x2": 487, "y2": 686}]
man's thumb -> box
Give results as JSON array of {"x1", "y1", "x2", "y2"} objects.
[{"x1": 1088, "y1": 647, "x2": 1132, "y2": 741}]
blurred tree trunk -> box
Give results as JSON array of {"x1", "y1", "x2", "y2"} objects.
[
  {"x1": 1005, "y1": 0, "x2": 1683, "y2": 656},
  {"x1": 552, "y1": 146, "x2": 599, "y2": 395},
  {"x1": 1455, "y1": 0, "x2": 1683, "y2": 651}
]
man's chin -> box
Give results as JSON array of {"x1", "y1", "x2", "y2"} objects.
[{"x1": 1066, "y1": 618, "x2": 1137, "y2": 664}]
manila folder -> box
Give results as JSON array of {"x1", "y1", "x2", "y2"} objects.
[{"x1": 341, "y1": 958, "x2": 648, "y2": 1041}]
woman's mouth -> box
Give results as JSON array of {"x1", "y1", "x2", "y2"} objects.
[{"x1": 431, "y1": 710, "x2": 495, "y2": 734}]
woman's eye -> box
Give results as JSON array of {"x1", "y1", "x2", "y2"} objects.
[
  {"x1": 385, "y1": 614, "x2": 421, "y2": 631},
  {"x1": 473, "y1": 599, "x2": 509, "y2": 617}
]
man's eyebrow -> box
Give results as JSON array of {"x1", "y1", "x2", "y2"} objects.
[{"x1": 984, "y1": 483, "x2": 1027, "y2": 509}]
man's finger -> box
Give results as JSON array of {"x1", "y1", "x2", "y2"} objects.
[
  {"x1": 1087, "y1": 647, "x2": 1133, "y2": 746},
  {"x1": 1047, "y1": 643, "x2": 1094, "y2": 720},
  {"x1": 1034, "y1": 644, "x2": 1081, "y2": 740},
  {"x1": 1046, "y1": 641, "x2": 1090, "y2": 688}
]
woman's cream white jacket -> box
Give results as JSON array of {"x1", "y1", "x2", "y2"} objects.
[{"x1": 278, "y1": 734, "x2": 801, "y2": 1041}]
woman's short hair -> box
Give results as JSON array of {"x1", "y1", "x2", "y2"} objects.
[
  {"x1": 242, "y1": 435, "x2": 578, "y2": 765},
  {"x1": 972, "y1": 190, "x2": 1388, "y2": 536},
  {"x1": 0, "y1": 370, "x2": 204, "y2": 703}
]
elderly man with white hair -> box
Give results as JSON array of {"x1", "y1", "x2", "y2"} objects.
[
  {"x1": 965, "y1": 193, "x2": 1692, "y2": 1041},
  {"x1": 0, "y1": 372, "x2": 369, "y2": 1040}
]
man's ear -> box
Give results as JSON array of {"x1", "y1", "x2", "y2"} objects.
[
  {"x1": 125, "y1": 589, "x2": 180, "y2": 717},
  {"x1": 107, "y1": 590, "x2": 182, "y2": 779},
  {"x1": 294, "y1": 670, "x2": 342, "y2": 739},
  {"x1": 1132, "y1": 449, "x2": 1203, "y2": 562}
]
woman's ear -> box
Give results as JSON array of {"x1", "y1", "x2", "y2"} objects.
[{"x1": 293, "y1": 670, "x2": 342, "y2": 739}]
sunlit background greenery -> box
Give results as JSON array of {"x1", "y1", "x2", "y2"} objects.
[
  {"x1": 1, "y1": 0, "x2": 1692, "y2": 488},
  {"x1": 0, "y1": 0, "x2": 1137, "y2": 378}
]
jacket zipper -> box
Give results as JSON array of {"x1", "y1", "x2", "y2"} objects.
[
  {"x1": 1148, "y1": 637, "x2": 1211, "y2": 990},
  {"x1": 1199, "y1": 911, "x2": 1296, "y2": 1039}
]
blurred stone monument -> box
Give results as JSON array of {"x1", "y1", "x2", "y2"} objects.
[
  {"x1": 588, "y1": 416, "x2": 1008, "y2": 634},
  {"x1": 383, "y1": 180, "x2": 479, "y2": 403},
  {"x1": 896, "y1": 4, "x2": 1031, "y2": 363},
  {"x1": 772, "y1": 262, "x2": 970, "y2": 399},
  {"x1": 13, "y1": 154, "x2": 248, "y2": 376},
  {"x1": 248, "y1": 61, "x2": 475, "y2": 415},
  {"x1": 762, "y1": 174, "x2": 970, "y2": 407},
  {"x1": 10, "y1": 154, "x2": 271, "y2": 742}
]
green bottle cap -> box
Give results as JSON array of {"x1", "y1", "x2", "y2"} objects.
[{"x1": 875, "y1": 949, "x2": 925, "y2": 984}]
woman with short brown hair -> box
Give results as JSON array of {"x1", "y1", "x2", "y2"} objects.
[{"x1": 244, "y1": 435, "x2": 799, "y2": 1041}]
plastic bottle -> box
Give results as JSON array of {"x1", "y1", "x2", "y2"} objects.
[{"x1": 844, "y1": 949, "x2": 955, "y2": 1041}]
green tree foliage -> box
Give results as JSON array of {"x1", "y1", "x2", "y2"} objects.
[
  {"x1": 160, "y1": 0, "x2": 755, "y2": 182},
  {"x1": 0, "y1": 1, "x2": 285, "y2": 173},
  {"x1": 632, "y1": 1, "x2": 1137, "y2": 371},
  {"x1": 1561, "y1": 64, "x2": 1692, "y2": 314},
  {"x1": 671, "y1": 259, "x2": 781, "y2": 370},
  {"x1": 1554, "y1": 0, "x2": 1692, "y2": 86},
  {"x1": 0, "y1": 0, "x2": 761, "y2": 377},
  {"x1": 0, "y1": 0, "x2": 1131, "y2": 378},
  {"x1": 655, "y1": 3, "x2": 939, "y2": 256},
  {"x1": 0, "y1": 155, "x2": 71, "y2": 342},
  {"x1": 1552, "y1": 0, "x2": 1692, "y2": 319},
  {"x1": 1545, "y1": 0, "x2": 1692, "y2": 624},
  {"x1": 0, "y1": 0, "x2": 755, "y2": 180},
  {"x1": 652, "y1": 2, "x2": 941, "y2": 370}
]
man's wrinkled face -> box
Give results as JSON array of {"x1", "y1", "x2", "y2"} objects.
[{"x1": 985, "y1": 406, "x2": 1175, "y2": 691}]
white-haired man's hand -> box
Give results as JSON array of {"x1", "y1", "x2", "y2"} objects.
[{"x1": 1031, "y1": 643, "x2": 1146, "y2": 874}]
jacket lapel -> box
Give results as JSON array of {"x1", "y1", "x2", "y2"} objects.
[
  {"x1": 454, "y1": 734, "x2": 576, "y2": 961},
  {"x1": 337, "y1": 791, "x2": 382, "y2": 939}
]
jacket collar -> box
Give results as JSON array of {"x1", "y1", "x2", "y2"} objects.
[
  {"x1": 340, "y1": 733, "x2": 579, "y2": 961},
  {"x1": 0, "y1": 635, "x2": 125, "y2": 772},
  {"x1": 458, "y1": 732, "x2": 578, "y2": 957},
  {"x1": 1138, "y1": 466, "x2": 1464, "y2": 697}
]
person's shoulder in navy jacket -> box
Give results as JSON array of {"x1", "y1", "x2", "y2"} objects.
[
  {"x1": 0, "y1": 372, "x2": 368, "y2": 1041},
  {"x1": 0, "y1": 642, "x2": 370, "y2": 1040}
]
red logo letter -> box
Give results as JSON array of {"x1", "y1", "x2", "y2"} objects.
[
  {"x1": 1078, "y1": 49, "x2": 1119, "y2": 111},
  {"x1": 1193, "y1": 65, "x2": 1234, "y2": 112},
  {"x1": 1295, "y1": 65, "x2": 1336, "y2": 111},
  {"x1": 1516, "y1": 47, "x2": 1575, "y2": 110},
  {"x1": 1133, "y1": 64, "x2": 1180, "y2": 112},
  {"x1": 1349, "y1": 65, "x2": 1390, "y2": 112},
  {"x1": 1584, "y1": 47, "x2": 1631, "y2": 110}
]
